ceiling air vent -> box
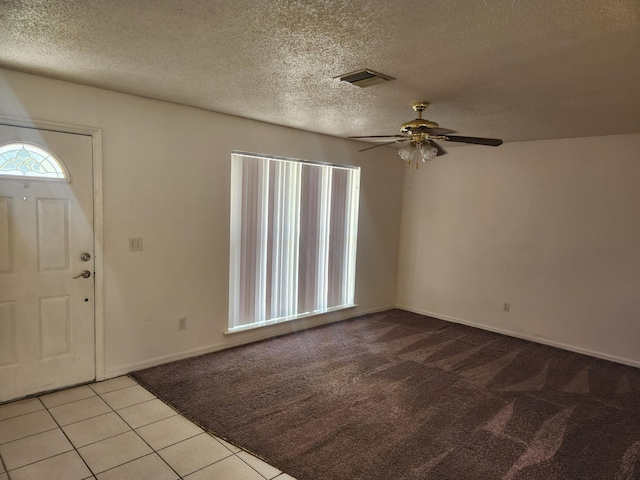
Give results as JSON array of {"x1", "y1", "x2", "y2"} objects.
[{"x1": 337, "y1": 69, "x2": 395, "y2": 88}]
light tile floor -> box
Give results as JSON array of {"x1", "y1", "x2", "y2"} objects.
[{"x1": 0, "y1": 376, "x2": 297, "y2": 480}]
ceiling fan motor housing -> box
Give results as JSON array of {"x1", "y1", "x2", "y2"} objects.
[
  {"x1": 400, "y1": 118, "x2": 440, "y2": 133},
  {"x1": 401, "y1": 101, "x2": 439, "y2": 133}
]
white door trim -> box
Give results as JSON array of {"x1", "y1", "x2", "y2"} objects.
[{"x1": 0, "y1": 114, "x2": 105, "y2": 381}]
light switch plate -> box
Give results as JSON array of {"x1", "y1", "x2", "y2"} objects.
[{"x1": 129, "y1": 237, "x2": 143, "y2": 251}]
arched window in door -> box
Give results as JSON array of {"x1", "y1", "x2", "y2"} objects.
[{"x1": 0, "y1": 143, "x2": 69, "y2": 180}]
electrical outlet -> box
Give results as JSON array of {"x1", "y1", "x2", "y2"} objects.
[
  {"x1": 178, "y1": 316, "x2": 187, "y2": 331},
  {"x1": 129, "y1": 237, "x2": 143, "y2": 251},
  {"x1": 503, "y1": 302, "x2": 511, "y2": 313}
]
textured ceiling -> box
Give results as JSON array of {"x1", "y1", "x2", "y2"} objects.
[{"x1": 1, "y1": 0, "x2": 640, "y2": 145}]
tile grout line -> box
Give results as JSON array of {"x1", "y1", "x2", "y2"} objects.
[
  {"x1": 123, "y1": 378, "x2": 274, "y2": 479},
  {"x1": 130, "y1": 383, "x2": 242, "y2": 452},
  {"x1": 1, "y1": 377, "x2": 290, "y2": 480},
  {"x1": 40, "y1": 391, "x2": 99, "y2": 478},
  {"x1": 112, "y1": 400, "x2": 180, "y2": 430},
  {"x1": 6, "y1": 380, "x2": 182, "y2": 478},
  {"x1": 2, "y1": 383, "x2": 132, "y2": 477},
  {"x1": 0, "y1": 380, "x2": 95, "y2": 408},
  {"x1": 105, "y1": 427, "x2": 184, "y2": 478},
  {"x1": 0, "y1": 453, "x2": 10, "y2": 480},
  {"x1": 0, "y1": 396, "x2": 47, "y2": 424},
  {"x1": 122, "y1": 379, "x2": 237, "y2": 477},
  {"x1": 99, "y1": 385, "x2": 185, "y2": 479},
  {"x1": 0, "y1": 396, "x2": 60, "y2": 452},
  {"x1": 90, "y1": 451, "x2": 183, "y2": 480},
  {"x1": 235, "y1": 453, "x2": 276, "y2": 480}
]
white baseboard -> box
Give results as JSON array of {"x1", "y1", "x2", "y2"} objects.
[
  {"x1": 106, "y1": 303, "x2": 640, "y2": 378},
  {"x1": 395, "y1": 304, "x2": 640, "y2": 369},
  {"x1": 105, "y1": 304, "x2": 396, "y2": 378}
]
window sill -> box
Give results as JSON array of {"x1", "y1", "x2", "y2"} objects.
[{"x1": 225, "y1": 304, "x2": 358, "y2": 335}]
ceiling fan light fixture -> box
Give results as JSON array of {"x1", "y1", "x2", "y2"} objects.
[
  {"x1": 421, "y1": 144, "x2": 438, "y2": 162},
  {"x1": 352, "y1": 103, "x2": 502, "y2": 168},
  {"x1": 398, "y1": 145, "x2": 413, "y2": 163},
  {"x1": 398, "y1": 142, "x2": 438, "y2": 169}
]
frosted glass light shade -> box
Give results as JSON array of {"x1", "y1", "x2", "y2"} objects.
[{"x1": 397, "y1": 142, "x2": 437, "y2": 168}]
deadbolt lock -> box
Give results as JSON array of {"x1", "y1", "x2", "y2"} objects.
[{"x1": 81, "y1": 253, "x2": 91, "y2": 261}]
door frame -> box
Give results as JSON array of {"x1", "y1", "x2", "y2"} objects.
[{"x1": 0, "y1": 113, "x2": 105, "y2": 382}]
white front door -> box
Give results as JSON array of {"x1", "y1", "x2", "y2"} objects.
[{"x1": 0, "y1": 124, "x2": 95, "y2": 402}]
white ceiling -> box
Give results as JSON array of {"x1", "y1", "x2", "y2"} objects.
[{"x1": 1, "y1": 0, "x2": 640, "y2": 146}]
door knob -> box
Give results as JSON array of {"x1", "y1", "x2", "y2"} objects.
[
  {"x1": 80, "y1": 253, "x2": 91, "y2": 261},
  {"x1": 73, "y1": 270, "x2": 92, "y2": 279}
]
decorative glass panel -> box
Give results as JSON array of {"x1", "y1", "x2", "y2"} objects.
[{"x1": 0, "y1": 143, "x2": 68, "y2": 179}]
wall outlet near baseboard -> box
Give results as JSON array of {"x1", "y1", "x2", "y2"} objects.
[
  {"x1": 503, "y1": 302, "x2": 511, "y2": 313},
  {"x1": 178, "y1": 316, "x2": 187, "y2": 330}
]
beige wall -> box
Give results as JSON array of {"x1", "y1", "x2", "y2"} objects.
[
  {"x1": 3, "y1": 68, "x2": 638, "y2": 375},
  {"x1": 396, "y1": 134, "x2": 640, "y2": 366},
  {"x1": 0, "y1": 69, "x2": 404, "y2": 377}
]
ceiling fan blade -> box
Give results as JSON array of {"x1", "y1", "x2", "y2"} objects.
[
  {"x1": 358, "y1": 139, "x2": 406, "y2": 152},
  {"x1": 349, "y1": 135, "x2": 406, "y2": 139},
  {"x1": 429, "y1": 140, "x2": 447, "y2": 156},
  {"x1": 443, "y1": 135, "x2": 503, "y2": 146},
  {"x1": 424, "y1": 127, "x2": 456, "y2": 136}
]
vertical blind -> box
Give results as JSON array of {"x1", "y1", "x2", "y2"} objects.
[{"x1": 229, "y1": 152, "x2": 360, "y2": 331}]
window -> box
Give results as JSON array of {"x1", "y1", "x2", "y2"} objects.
[
  {"x1": 229, "y1": 152, "x2": 360, "y2": 332},
  {"x1": 0, "y1": 143, "x2": 68, "y2": 180}
]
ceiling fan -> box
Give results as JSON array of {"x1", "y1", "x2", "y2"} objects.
[{"x1": 349, "y1": 102, "x2": 503, "y2": 168}]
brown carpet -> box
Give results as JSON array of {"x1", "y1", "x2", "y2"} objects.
[{"x1": 131, "y1": 309, "x2": 640, "y2": 480}]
